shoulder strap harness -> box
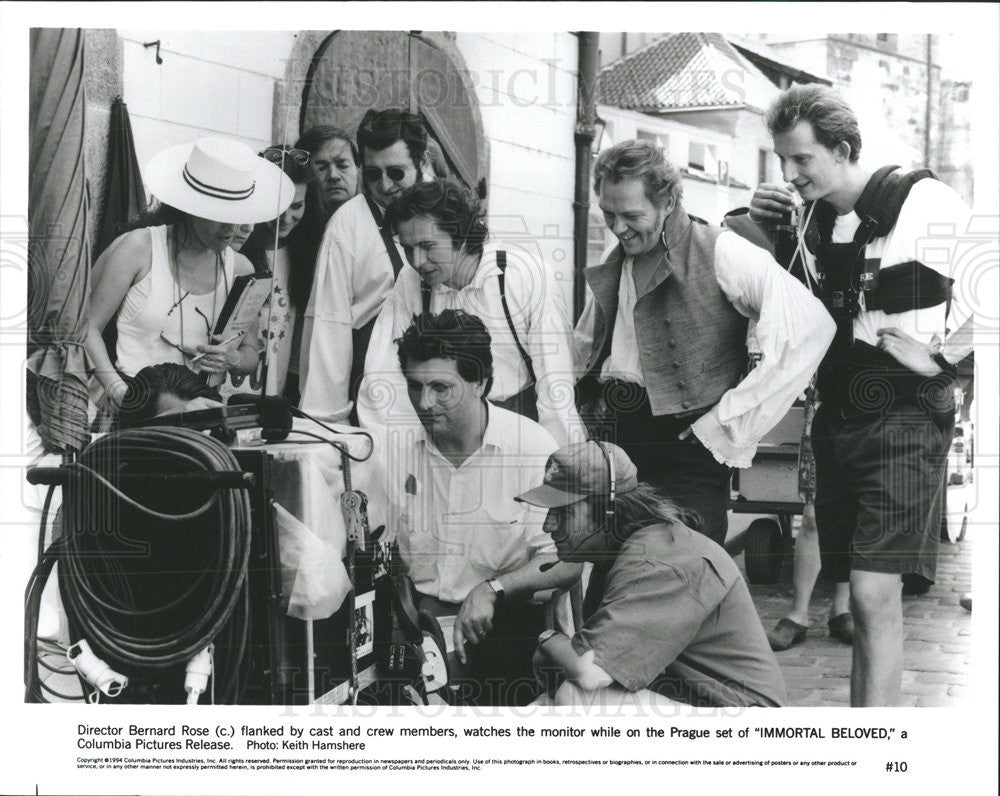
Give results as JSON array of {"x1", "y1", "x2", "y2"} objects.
[
  {"x1": 496, "y1": 250, "x2": 536, "y2": 385},
  {"x1": 804, "y1": 165, "x2": 938, "y2": 320}
]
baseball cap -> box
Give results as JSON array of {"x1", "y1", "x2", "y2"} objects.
[{"x1": 515, "y1": 441, "x2": 639, "y2": 508}]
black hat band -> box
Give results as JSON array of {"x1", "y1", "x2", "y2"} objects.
[{"x1": 183, "y1": 165, "x2": 255, "y2": 201}]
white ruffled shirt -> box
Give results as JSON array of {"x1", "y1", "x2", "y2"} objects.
[{"x1": 575, "y1": 230, "x2": 836, "y2": 468}]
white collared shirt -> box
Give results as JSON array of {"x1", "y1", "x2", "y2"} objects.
[
  {"x1": 381, "y1": 405, "x2": 558, "y2": 604},
  {"x1": 601, "y1": 256, "x2": 645, "y2": 385},
  {"x1": 357, "y1": 242, "x2": 587, "y2": 446},
  {"x1": 299, "y1": 194, "x2": 401, "y2": 422}
]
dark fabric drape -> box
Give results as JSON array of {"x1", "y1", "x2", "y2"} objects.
[
  {"x1": 26, "y1": 28, "x2": 91, "y2": 455},
  {"x1": 96, "y1": 97, "x2": 146, "y2": 366},
  {"x1": 96, "y1": 97, "x2": 145, "y2": 256}
]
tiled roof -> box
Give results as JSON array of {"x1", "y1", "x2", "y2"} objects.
[
  {"x1": 599, "y1": 32, "x2": 778, "y2": 112},
  {"x1": 727, "y1": 34, "x2": 833, "y2": 86}
]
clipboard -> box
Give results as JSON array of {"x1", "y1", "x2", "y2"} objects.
[{"x1": 212, "y1": 271, "x2": 273, "y2": 340}]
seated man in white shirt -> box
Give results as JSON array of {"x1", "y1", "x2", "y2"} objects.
[{"x1": 384, "y1": 309, "x2": 582, "y2": 705}]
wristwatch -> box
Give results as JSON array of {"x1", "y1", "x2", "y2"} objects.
[
  {"x1": 486, "y1": 578, "x2": 505, "y2": 602},
  {"x1": 537, "y1": 629, "x2": 561, "y2": 646}
]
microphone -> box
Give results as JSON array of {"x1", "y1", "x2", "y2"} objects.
[{"x1": 227, "y1": 393, "x2": 293, "y2": 441}]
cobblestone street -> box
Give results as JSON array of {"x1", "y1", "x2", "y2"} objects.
[{"x1": 735, "y1": 496, "x2": 973, "y2": 707}]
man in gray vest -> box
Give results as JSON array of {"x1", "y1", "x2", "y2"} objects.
[{"x1": 575, "y1": 139, "x2": 835, "y2": 546}]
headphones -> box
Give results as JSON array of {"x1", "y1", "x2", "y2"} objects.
[
  {"x1": 591, "y1": 438, "x2": 617, "y2": 540},
  {"x1": 539, "y1": 439, "x2": 619, "y2": 573}
]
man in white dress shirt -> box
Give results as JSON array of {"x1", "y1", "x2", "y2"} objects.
[
  {"x1": 575, "y1": 139, "x2": 835, "y2": 546},
  {"x1": 384, "y1": 309, "x2": 581, "y2": 705},
  {"x1": 357, "y1": 178, "x2": 586, "y2": 446},
  {"x1": 299, "y1": 108, "x2": 431, "y2": 422}
]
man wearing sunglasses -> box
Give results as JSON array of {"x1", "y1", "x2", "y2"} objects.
[{"x1": 300, "y1": 108, "x2": 432, "y2": 423}]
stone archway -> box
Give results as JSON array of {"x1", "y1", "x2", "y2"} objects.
[{"x1": 276, "y1": 30, "x2": 488, "y2": 197}]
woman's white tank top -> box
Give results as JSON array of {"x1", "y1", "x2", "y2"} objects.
[{"x1": 115, "y1": 225, "x2": 235, "y2": 376}]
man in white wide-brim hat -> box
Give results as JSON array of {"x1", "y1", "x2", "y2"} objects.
[{"x1": 85, "y1": 136, "x2": 296, "y2": 411}]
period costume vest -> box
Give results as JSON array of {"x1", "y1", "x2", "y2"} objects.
[{"x1": 580, "y1": 208, "x2": 748, "y2": 416}]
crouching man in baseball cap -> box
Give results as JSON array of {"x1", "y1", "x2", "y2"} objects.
[{"x1": 517, "y1": 441, "x2": 786, "y2": 708}]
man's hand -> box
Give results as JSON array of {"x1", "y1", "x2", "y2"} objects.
[
  {"x1": 453, "y1": 582, "x2": 498, "y2": 665},
  {"x1": 748, "y1": 182, "x2": 797, "y2": 225},
  {"x1": 877, "y1": 328, "x2": 942, "y2": 377},
  {"x1": 678, "y1": 426, "x2": 702, "y2": 446}
]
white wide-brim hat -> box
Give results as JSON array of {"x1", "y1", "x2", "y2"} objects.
[{"x1": 145, "y1": 136, "x2": 295, "y2": 224}]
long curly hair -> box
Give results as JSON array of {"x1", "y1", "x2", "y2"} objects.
[{"x1": 589, "y1": 481, "x2": 695, "y2": 546}]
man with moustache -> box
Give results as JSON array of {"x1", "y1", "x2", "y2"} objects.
[
  {"x1": 383, "y1": 309, "x2": 581, "y2": 705},
  {"x1": 575, "y1": 139, "x2": 834, "y2": 547},
  {"x1": 749, "y1": 85, "x2": 973, "y2": 706},
  {"x1": 299, "y1": 109, "x2": 432, "y2": 422},
  {"x1": 518, "y1": 441, "x2": 786, "y2": 707}
]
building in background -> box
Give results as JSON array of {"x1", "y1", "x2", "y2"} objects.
[
  {"x1": 78, "y1": 29, "x2": 975, "y2": 316},
  {"x1": 937, "y1": 79, "x2": 973, "y2": 202},
  {"x1": 748, "y1": 34, "x2": 972, "y2": 204},
  {"x1": 83, "y1": 29, "x2": 585, "y2": 313},
  {"x1": 589, "y1": 31, "x2": 973, "y2": 265},
  {"x1": 590, "y1": 32, "x2": 828, "y2": 262}
]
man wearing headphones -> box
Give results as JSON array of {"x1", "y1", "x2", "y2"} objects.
[{"x1": 518, "y1": 441, "x2": 786, "y2": 707}]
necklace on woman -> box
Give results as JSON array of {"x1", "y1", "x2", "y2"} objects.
[{"x1": 169, "y1": 228, "x2": 224, "y2": 355}]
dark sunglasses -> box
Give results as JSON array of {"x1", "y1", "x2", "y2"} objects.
[
  {"x1": 363, "y1": 165, "x2": 409, "y2": 184},
  {"x1": 261, "y1": 147, "x2": 310, "y2": 166}
]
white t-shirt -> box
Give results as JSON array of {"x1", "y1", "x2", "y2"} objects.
[{"x1": 799, "y1": 177, "x2": 973, "y2": 346}]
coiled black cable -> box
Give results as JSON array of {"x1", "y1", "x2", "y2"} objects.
[{"x1": 54, "y1": 427, "x2": 252, "y2": 703}]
